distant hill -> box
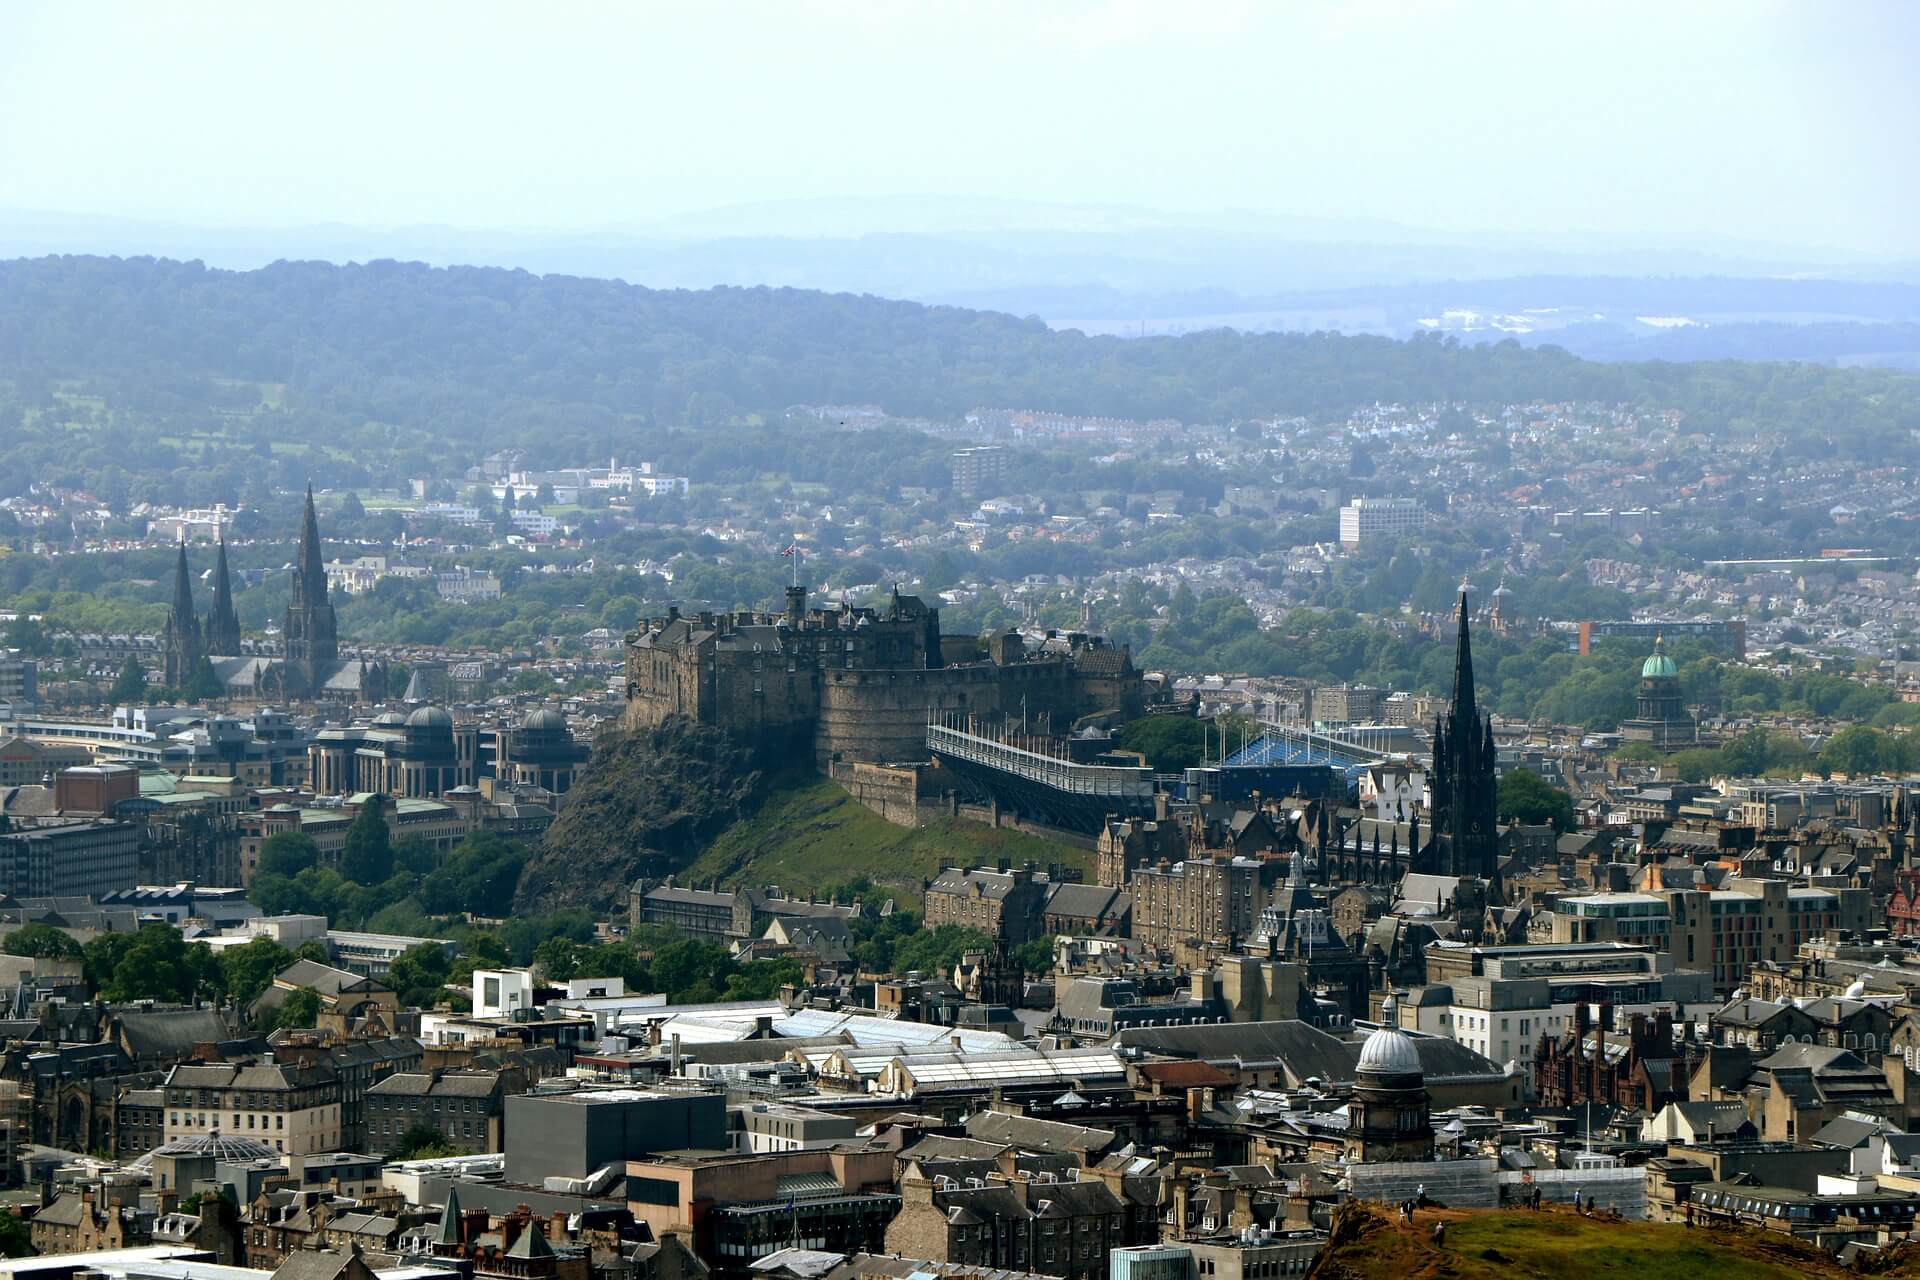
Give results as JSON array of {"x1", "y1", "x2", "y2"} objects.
[{"x1": 1, "y1": 255, "x2": 1916, "y2": 503}]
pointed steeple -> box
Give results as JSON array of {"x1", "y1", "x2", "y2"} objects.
[
  {"x1": 296, "y1": 484, "x2": 326, "y2": 602},
  {"x1": 163, "y1": 541, "x2": 200, "y2": 687},
  {"x1": 433, "y1": 1185, "x2": 463, "y2": 1247},
  {"x1": 204, "y1": 532, "x2": 242, "y2": 656},
  {"x1": 1450, "y1": 590, "x2": 1477, "y2": 721},
  {"x1": 170, "y1": 541, "x2": 196, "y2": 621}
]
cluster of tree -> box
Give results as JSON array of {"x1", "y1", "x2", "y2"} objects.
[
  {"x1": 1, "y1": 921, "x2": 327, "y2": 1012},
  {"x1": 531, "y1": 932, "x2": 803, "y2": 1005}
]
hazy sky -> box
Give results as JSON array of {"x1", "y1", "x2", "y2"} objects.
[{"x1": 2, "y1": 0, "x2": 1916, "y2": 257}]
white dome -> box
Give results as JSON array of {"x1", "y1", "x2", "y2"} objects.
[
  {"x1": 1358, "y1": 1026, "x2": 1422, "y2": 1076},
  {"x1": 1845, "y1": 978, "x2": 1868, "y2": 999}
]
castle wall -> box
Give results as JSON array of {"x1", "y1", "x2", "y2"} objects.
[{"x1": 812, "y1": 658, "x2": 1087, "y2": 765}]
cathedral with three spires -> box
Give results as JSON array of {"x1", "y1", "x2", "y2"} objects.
[{"x1": 162, "y1": 488, "x2": 386, "y2": 702}]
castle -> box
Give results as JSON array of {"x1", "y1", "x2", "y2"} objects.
[
  {"x1": 622, "y1": 585, "x2": 1145, "y2": 765},
  {"x1": 163, "y1": 488, "x2": 386, "y2": 703}
]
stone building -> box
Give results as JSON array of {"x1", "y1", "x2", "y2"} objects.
[
  {"x1": 884, "y1": 1167, "x2": 1130, "y2": 1280},
  {"x1": 622, "y1": 586, "x2": 1143, "y2": 766},
  {"x1": 1342, "y1": 998, "x2": 1433, "y2": 1164},
  {"x1": 1096, "y1": 817, "x2": 1185, "y2": 889},
  {"x1": 1130, "y1": 856, "x2": 1262, "y2": 961},
  {"x1": 1619, "y1": 635, "x2": 1698, "y2": 749},
  {"x1": 925, "y1": 864, "x2": 1053, "y2": 945}
]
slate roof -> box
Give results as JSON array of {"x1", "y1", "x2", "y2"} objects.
[{"x1": 114, "y1": 1007, "x2": 240, "y2": 1059}]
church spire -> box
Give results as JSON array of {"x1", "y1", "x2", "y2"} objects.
[
  {"x1": 295, "y1": 484, "x2": 326, "y2": 604},
  {"x1": 204, "y1": 531, "x2": 242, "y2": 656},
  {"x1": 170, "y1": 541, "x2": 196, "y2": 623},
  {"x1": 1450, "y1": 590, "x2": 1477, "y2": 723},
  {"x1": 162, "y1": 541, "x2": 200, "y2": 688}
]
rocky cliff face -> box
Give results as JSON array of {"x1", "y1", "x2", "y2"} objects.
[{"x1": 513, "y1": 716, "x2": 773, "y2": 912}]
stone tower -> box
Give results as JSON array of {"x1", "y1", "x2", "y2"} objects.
[
  {"x1": 204, "y1": 532, "x2": 242, "y2": 657},
  {"x1": 282, "y1": 486, "x2": 338, "y2": 697},
  {"x1": 1344, "y1": 995, "x2": 1434, "y2": 1163},
  {"x1": 162, "y1": 542, "x2": 201, "y2": 688},
  {"x1": 1426, "y1": 592, "x2": 1500, "y2": 892}
]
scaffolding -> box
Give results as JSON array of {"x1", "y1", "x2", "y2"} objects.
[{"x1": 1347, "y1": 1158, "x2": 1499, "y2": 1209}]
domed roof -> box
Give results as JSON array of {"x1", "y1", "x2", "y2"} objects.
[
  {"x1": 151, "y1": 1130, "x2": 279, "y2": 1162},
  {"x1": 406, "y1": 705, "x2": 453, "y2": 729},
  {"x1": 1845, "y1": 977, "x2": 1868, "y2": 999},
  {"x1": 1642, "y1": 634, "x2": 1678, "y2": 680},
  {"x1": 371, "y1": 711, "x2": 407, "y2": 727},
  {"x1": 1356, "y1": 996, "x2": 1423, "y2": 1077},
  {"x1": 522, "y1": 708, "x2": 567, "y2": 732}
]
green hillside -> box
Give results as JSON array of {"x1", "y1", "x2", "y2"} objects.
[
  {"x1": 1307, "y1": 1201, "x2": 1905, "y2": 1280},
  {"x1": 680, "y1": 774, "x2": 1091, "y2": 905}
]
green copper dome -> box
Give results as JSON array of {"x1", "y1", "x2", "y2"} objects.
[{"x1": 1642, "y1": 635, "x2": 1678, "y2": 679}]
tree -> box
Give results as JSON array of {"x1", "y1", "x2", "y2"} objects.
[
  {"x1": 393, "y1": 1122, "x2": 464, "y2": 1161},
  {"x1": 338, "y1": 491, "x2": 366, "y2": 521},
  {"x1": 0, "y1": 1207, "x2": 31, "y2": 1258},
  {"x1": 340, "y1": 799, "x2": 394, "y2": 884},
  {"x1": 270, "y1": 986, "x2": 322, "y2": 1032},
  {"x1": 257, "y1": 831, "x2": 320, "y2": 879},
  {"x1": 533, "y1": 937, "x2": 582, "y2": 982},
  {"x1": 1013, "y1": 936, "x2": 1056, "y2": 976},
  {"x1": 294, "y1": 939, "x2": 332, "y2": 964},
  {"x1": 81, "y1": 932, "x2": 136, "y2": 992},
  {"x1": 394, "y1": 834, "x2": 439, "y2": 876},
  {"x1": 108, "y1": 655, "x2": 147, "y2": 704},
  {"x1": 218, "y1": 936, "x2": 294, "y2": 1009},
  {"x1": 893, "y1": 925, "x2": 995, "y2": 977},
  {"x1": 103, "y1": 924, "x2": 222, "y2": 1004},
  {"x1": 3, "y1": 922, "x2": 82, "y2": 961},
  {"x1": 183, "y1": 655, "x2": 224, "y2": 703},
  {"x1": 389, "y1": 942, "x2": 452, "y2": 1008},
  {"x1": 1495, "y1": 768, "x2": 1577, "y2": 832}
]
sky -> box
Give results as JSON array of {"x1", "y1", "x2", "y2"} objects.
[{"x1": 1, "y1": 0, "x2": 1917, "y2": 258}]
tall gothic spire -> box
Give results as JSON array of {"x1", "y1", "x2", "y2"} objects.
[
  {"x1": 170, "y1": 541, "x2": 196, "y2": 622},
  {"x1": 283, "y1": 484, "x2": 339, "y2": 696},
  {"x1": 1450, "y1": 590, "x2": 1477, "y2": 723},
  {"x1": 204, "y1": 531, "x2": 242, "y2": 656},
  {"x1": 163, "y1": 541, "x2": 200, "y2": 688},
  {"x1": 294, "y1": 484, "x2": 326, "y2": 604}
]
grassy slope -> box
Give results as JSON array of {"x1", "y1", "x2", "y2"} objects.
[
  {"x1": 680, "y1": 774, "x2": 1091, "y2": 906},
  {"x1": 1309, "y1": 1202, "x2": 1903, "y2": 1280}
]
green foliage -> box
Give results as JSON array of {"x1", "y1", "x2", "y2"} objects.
[
  {"x1": 394, "y1": 834, "x2": 439, "y2": 876},
  {"x1": 1495, "y1": 768, "x2": 1577, "y2": 832},
  {"x1": 1114, "y1": 714, "x2": 1209, "y2": 772},
  {"x1": 1013, "y1": 936, "x2": 1057, "y2": 975},
  {"x1": 340, "y1": 800, "x2": 394, "y2": 884},
  {"x1": 81, "y1": 932, "x2": 136, "y2": 993},
  {"x1": 392, "y1": 1122, "x2": 466, "y2": 1161},
  {"x1": 267, "y1": 987, "x2": 321, "y2": 1032},
  {"x1": 0, "y1": 1207, "x2": 32, "y2": 1258},
  {"x1": 293, "y1": 939, "x2": 332, "y2": 964},
  {"x1": 418, "y1": 832, "x2": 525, "y2": 917},
  {"x1": 183, "y1": 655, "x2": 224, "y2": 703},
  {"x1": 257, "y1": 831, "x2": 320, "y2": 879},
  {"x1": 101, "y1": 924, "x2": 222, "y2": 1004},
  {"x1": 893, "y1": 925, "x2": 996, "y2": 978},
  {"x1": 108, "y1": 655, "x2": 147, "y2": 704},
  {"x1": 218, "y1": 937, "x2": 295, "y2": 1009},
  {"x1": 3, "y1": 922, "x2": 82, "y2": 961},
  {"x1": 1816, "y1": 725, "x2": 1917, "y2": 777},
  {"x1": 389, "y1": 942, "x2": 453, "y2": 1009}
]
